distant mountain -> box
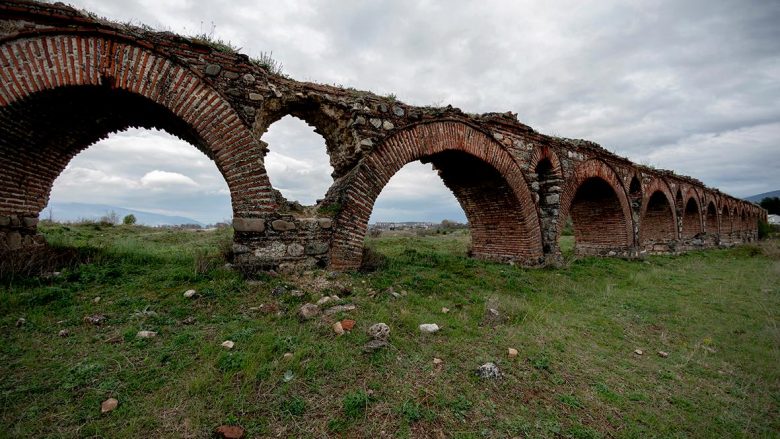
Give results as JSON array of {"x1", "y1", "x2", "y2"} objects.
[
  {"x1": 745, "y1": 190, "x2": 780, "y2": 202},
  {"x1": 41, "y1": 202, "x2": 205, "y2": 227}
]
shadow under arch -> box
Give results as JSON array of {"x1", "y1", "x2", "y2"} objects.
[{"x1": 328, "y1": 121, "x2": 543, "y2": 269}]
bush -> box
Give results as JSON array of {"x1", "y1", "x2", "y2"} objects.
[
  {"x1": 123, "y1": 214, "x2": 137, "y2": 225},
  {"x1": 359, "y1": 246, "x2": 388, "y2": 272},
  {"x1": 758, "y1": 220, "x2": 771, "y2": 240}
]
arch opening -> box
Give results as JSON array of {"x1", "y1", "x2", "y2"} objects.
[
  {"x1": 682, "y1": 198, "x2": 702, "y2": 238},
  {"x1": 569, "y1": 177, "x2": 630, "y2": 255},
  {"x1": 640, "y1": 191, "x2": 676, "y2": 246},
  {"x1": 329, "y1": 123, "x2": 542, "y2": 269},
  {"x1": 721, "y1": 206, "x2": 732, "y2": 237},
  {"x1": 261, "y1": 115, "x2": 334, "y2": 209},
  {"x1": 0, "y1": 84, "x2": 241, "y2": 253}
]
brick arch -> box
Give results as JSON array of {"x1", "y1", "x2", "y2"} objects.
[
  {"x1": 0, "y1": 34, "x2": 271, "y2": 219},
  {"x1": 680, "y1": 187, "x2": 703, "y2": 238},
  {"x1": 528, "y1": 145, "x2": 563, "y2": 177},
  {"x1": 638, "y1": 178, "x2": 678, "y2": 245},
  {"x1": 329, "y1": 121, "x2": 543, "y2": 269},
  {"x1": 558, "y1": 159, "x2": 634, "y2": 255}
]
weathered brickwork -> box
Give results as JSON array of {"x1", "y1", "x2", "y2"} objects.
[{"x1": 0, "y1": 1, "x2": 767, "y2": 270}]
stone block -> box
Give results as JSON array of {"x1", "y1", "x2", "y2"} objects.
[
  {"x1": 0, "y1": 215, "x2": 10, "y2": 227},
  {"x1": 287, "y1": 243, "x2": 304, "y2": 257},
  {"x1": 317, "y1": 218, "x2": 333, "y2": 229},
  {"x1": 7, "y1": 231, "x2": 21, "y2": 250},
  {"x1": 22, "y1": 217, "x2": 38, "y2": 228},
  {"x1": 271, "y1": 220, "x2": 296, "y2": 231},
  {"x1": 233, "y1": 218, "x2": 265, "y2": 232},
  {"x1": 305, "y1": 241, "x2": 329, "y2": 255},
  {"x1": 204, "y1": 64, "x2": 221, "y2": 76}
]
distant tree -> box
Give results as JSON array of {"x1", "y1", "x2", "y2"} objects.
[
  {"x1": 759, "y1": 197, "x2": 780, "y2": 215},
  {"x1": 123, "y1": 214, "x2": 137, "y2": 225}
]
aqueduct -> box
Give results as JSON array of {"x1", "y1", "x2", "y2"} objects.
[{"x1": 0, "y1": 1, "x2": 766, "y2": 271}]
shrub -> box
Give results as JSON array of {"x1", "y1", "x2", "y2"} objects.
[
  {"x1": 251, "y1": 51, "x2": 284, "y2": 76},
  {"x1": 758, "y1": 220, "x2": 771, "y2": 240},
  {"x1": 123, "y1": 214, "x2": 137, "y2": 225},
  {"x1": 99, "y1": 210, "x2": 118, "y2": 226},
  {"x1": 359, "y1": 247, "x2": 387, "y2": 272}
]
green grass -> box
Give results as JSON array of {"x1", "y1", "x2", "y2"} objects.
[{"x1": 1, "y1": 224, "x2": 778, "y2": 437}]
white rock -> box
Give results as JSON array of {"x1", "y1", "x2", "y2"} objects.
[
  {"x1": 508, "y1": 348, "x2": 518, "y2": 358},
  {"x1": 136, "y1": 330, "x2": 157, "y2": 338},
  {"x1": 283, "y1": 352, "x2": 293, "y2": 360},
  {"x1": 58, "y1": 329, "x2": 69, "y2": 337},
  {"x1": 316, "y1": 296, "x2": 333, "y2": 305},
  {"x1": 332, "y1": 321, "x2": 345, "y2": 336},
  {"x1": 634, "y1": 349, "x2": 644, "y2": 355},
  {"x1": 476, "y1": 362, "x2": 502, "y2": 379},
  {"x1": 441, "y1": 307, "x2": 450, "y2": 314},
  {"x1": 93, "y1": 297, "x2": 101, "y2": 303},
  {"x1": 433, "y1": 357, "x2": 443, "y2": 365},
  {"x1": 183, "y1": 289, "x2": 197, "y2": 299},
  {"x1": 419, "y1": 323, "x2": 440, "y2": 334},
  {"x1": 222, "y1": 340, "x2": 235, "y2": 349},
  {"x1": 658, "y1": 351, "x2": 669, "y2": 358}
]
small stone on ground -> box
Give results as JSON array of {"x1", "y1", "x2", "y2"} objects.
[
  {"x1": 222, "y1": 340, "x2": 235, "y2": 349},
  {"x1": 183, "y1": 289, "x2": 197, "y2": 298},
  {"x1": 441, "y1": 307, "x2": 450, "y2": 313},
  {"x1": 136, "y1": 330, "x2": 157, "y2": 338},
  {"x1": 658, "y1": 351, "x2": 669, "y2": 358},
  {"x1": 214, "y1": 425, "x2": 246, "y2": 439},
  {"x1": 340, "y1": 319, "x2": 356, "y2": 331},
  {"x1": 634, "y1": 349, "x2": 644, "y2": 355},
  {"x1": 476, "y1": 362, "x2": 502, "y2": 379},
  {"x1": 101, "y1": 397, "x2": 118, "y2": 413},
  {"x1": 363, "y1": 339, "x2": 388, "y2": 353},
  {"x1": 508, "y1": 348, "x2": 518, "y2": 358},
  {"x1": 419, "y1": 323, "x2": 440, "y2": 333},
  {"x1": 58, "y1": 329, "x2": 69, "y2": 337},
  {"x1": 324, "y1": 304, "x2": 356, "y2": 315},
  {"x1": 298, "y1": 303, "x2": 320, "y2": 319},
  {"x1": 367, "y1": 323, "x2": 390, "y2": 340},
  {"x1": 332, "y1": 321, "x2": 345, "y2": 335}
]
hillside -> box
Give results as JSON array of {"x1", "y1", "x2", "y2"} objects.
[
  {"x1": 746, "y1": 190, "x2": 780, "y2": 202},
  {"x1": 41, "y1": 202, "x2": 205, "y2": 227}
]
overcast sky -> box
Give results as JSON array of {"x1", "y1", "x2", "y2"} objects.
[{"x1": 48, "y1": 0, "x2": 780, "y2": 224}]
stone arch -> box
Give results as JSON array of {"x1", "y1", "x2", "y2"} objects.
[
  {"x1": 628, "y1": 174, "x2": 642, "y2": 209},
  {"x1": 0, "y1": 33, "x2": 270, "y2": 225},
  {"x1": 682, "y1": 196, "x2": 703, "y2": 238},
  {"x1": 704, "y1": 200, "x2": 719, "y2": 235},
  {"x1": 558, "y1": 159, "x2": 634, "y2": 255},
  {"x1": 329, "y1": 121, "x2": 543, "y2": 269}
]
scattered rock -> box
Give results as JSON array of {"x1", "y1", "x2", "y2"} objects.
[
  {"x1": 58, "y1": 329, "x2": 69, "y2": 337},
  {"x1": 476, "y1": 362, "x2": 502, "y2": 379},
  {"x1": 84, "y1": 314, "x2": 106, "y2": 326},
  {"x1": 316, "y1": 295, "x2": 335, "y2": 305},
  {"x1": 658, "y1": 351, "x2": 669, "y2": 358},
  {"x1": 363, "y1": 339, "x2": 388, "y2": 353},
  {"x1": 182, "y1": 316, "x2": 197, "y2": 325},
  {"x1": 222, "y1": 340, "x2": 235, "y2": 349},
  {"x1": 332, "y1": 321, "x2": 345, "y2": 336},
  {"x1": 101, "y1": 397, "x2": 118, "y2": 413},
  {"x1": 323, "y1": 304, "x2": 355, "y2": 316},
  {"x1": 385, "y1": 287, "x2": 401, "y2": 298},
  {"x1": 367, "y1": 323, "x2": 390, "y2": 340},
  {"x1": 271, "y1": 285, "x2": 287, "y2": 296},
  {"x1": 214, "y1": 425, "x2": 246, "y2": 439},
  {"x1": 634, "y1": 349, "x2": 644, "y2": 355},
  {"x1": 419, "y1": 323, "x2": 440, "y2": 334},
  {"x1": 283, "y1": 352, "x2": 293, "y2": 360},
  {"x1": 15, "y1": 317, "x2": 26, "y2": 327},
  {"x1": 433, "y1": 357, "x2": 443, "y2": 365},
  {"x1": 183, "y1": 289, "x2": 197, "y2": 299},
  {"x1": 290, "y1": 290, "x2": 305, "y2": 298},
  {"x1": 93, "y1": 296, "x2": 101, "y2": 303},
  {"x1": 340, "y1": 319, "x2": 355, "y2": 331},
  {"x1": 508, "y1": 348, "x2": 518, "y2": 358},
  {"x1": 441, "y1": 307, "x2": 450, "y2": 314},
  {"x1": 298, "y1": 303, "x2": 320, "y2": 319},
  {"x1": 136, "y1": 330, "x2": 157, "y2": 339},
  {"x1": 482, "y1": 307, "x2": 504, "y2": 326}
]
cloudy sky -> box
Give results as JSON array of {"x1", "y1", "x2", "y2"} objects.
[{"x1": 48, "y1": 0, "x2": 780, "y2": 224}]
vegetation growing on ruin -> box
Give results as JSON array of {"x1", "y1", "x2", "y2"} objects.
[{"x1": 1, "y1": 224, "x2": 778, "y2": 437}]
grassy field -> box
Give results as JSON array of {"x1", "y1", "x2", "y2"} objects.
[{"x1": 1, "y1": 224, "x2": 778, "y2": 438}]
